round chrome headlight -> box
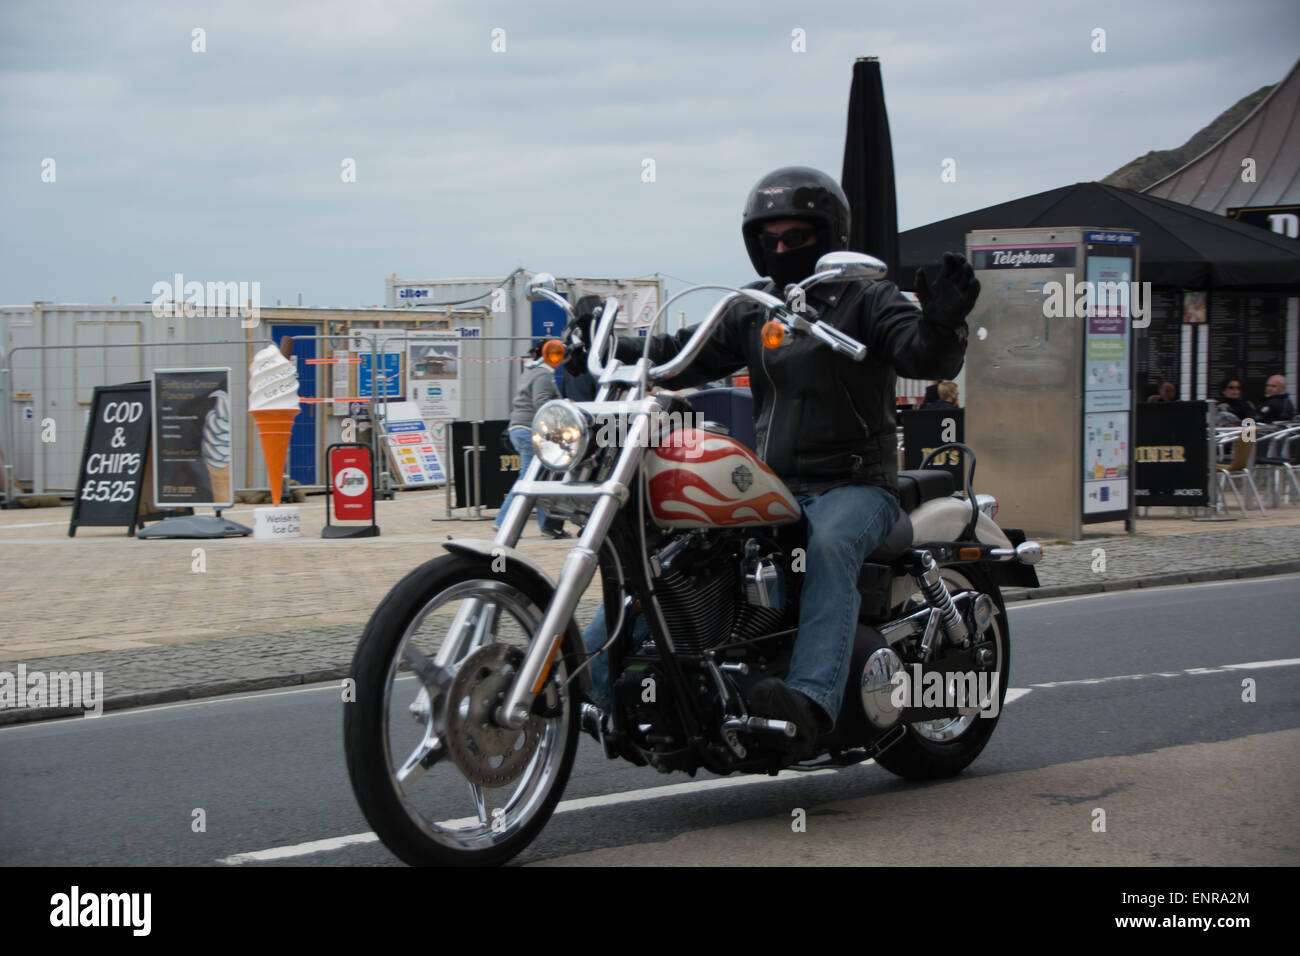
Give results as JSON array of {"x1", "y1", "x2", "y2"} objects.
[{"x1": 531, "y1": 400, "x2": 590, "y2": 472}]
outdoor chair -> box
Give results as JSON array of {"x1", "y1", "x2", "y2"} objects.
[
  {"x1": 1215, "y1": 431, "x2": 1268, "y2": 518},
  {"x1": 1253, "y1": 425, "x2": 1300, "y2": 507}
]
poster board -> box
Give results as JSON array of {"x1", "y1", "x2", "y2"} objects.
[
  {"x1": 378, "y1": 400, "x2": 447, "y2": 486},
  {"x1": 152, "y1": 368, "x2": 233, "y2": 508},
  {"x1": 69, "y1": 382, "x2": 152, "y2": 536},
  {"x1": 1081, "y1": 231, "x2": 1138, "y2": 523}
]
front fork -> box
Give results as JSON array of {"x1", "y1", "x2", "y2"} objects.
[{"x1": 447, "y1": 413, "x2": 654, "y2": 730}]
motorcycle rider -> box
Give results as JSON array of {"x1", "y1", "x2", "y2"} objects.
[{"x1": 574, "y1": 166, "x2": 978, "y2": 756}]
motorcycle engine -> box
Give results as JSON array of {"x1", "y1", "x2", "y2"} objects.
[
  {"x1": 651, "y1": 532, "x2": 737, "y2": 654},
  {"x1": 651, "y1": 531, "x2": 794, "y2": 654}
]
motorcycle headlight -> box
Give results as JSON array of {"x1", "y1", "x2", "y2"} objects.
[{"x1": 531, "y1": 400, "x2": 591, "y2": 472}]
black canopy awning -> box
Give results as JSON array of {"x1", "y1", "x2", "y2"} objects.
[{"x1": 899, "y1": 182, "x2": 1300, "y2": 291}]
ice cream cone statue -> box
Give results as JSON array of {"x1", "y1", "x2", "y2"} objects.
[
  {"x1": 203, "y1": 389, "x2": 232, "y2": 503},
  {"x1": 249, "y1": 340, "x2": 300, "y2": 506}
]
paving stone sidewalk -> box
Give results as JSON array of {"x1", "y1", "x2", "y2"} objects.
[{"x1": 4, "y1": 519, "x2": 1298, "y2": 723}]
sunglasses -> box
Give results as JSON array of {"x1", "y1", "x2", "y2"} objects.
[{"x1": 759, "y1": 227, "x2": 816, "y2": 252}]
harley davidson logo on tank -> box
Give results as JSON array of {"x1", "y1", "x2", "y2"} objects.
[{"x1": 646, "y1": 430, "x2": 800, "y2": 528}]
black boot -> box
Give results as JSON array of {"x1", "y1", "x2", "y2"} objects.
[{"x1": 750, "y1": 677, "x2": 822, "y2": 759}]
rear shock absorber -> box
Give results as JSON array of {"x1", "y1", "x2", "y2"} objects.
[{"x1": 914, "y1": 550, "x2": 968, "y2": 649}]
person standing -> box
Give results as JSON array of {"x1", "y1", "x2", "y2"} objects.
[{"x1": 495, "y1": 341, "x2": 570, "y2": 538}]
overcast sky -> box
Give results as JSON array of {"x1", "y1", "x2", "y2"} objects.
[{"x1": 2, "y1": 0, "x2": 1297, "y2": 323}]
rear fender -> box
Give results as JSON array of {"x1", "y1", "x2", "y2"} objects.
[{"x1": 888, "y1": 499, "x2": 1020, "y2": 607}]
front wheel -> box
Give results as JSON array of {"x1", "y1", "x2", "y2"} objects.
[
  {"x1": 343, "y1": 553, "x2": 580, "y2": 866},
  {"x1": 874, "y1": 564, "x2": 1010, "y2": 781}
]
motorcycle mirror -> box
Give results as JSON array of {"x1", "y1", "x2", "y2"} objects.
[
  {"x1": 527, "y1": 273, "x2": 558, "y2": 302},
  {"x1": 813, "y1": 251, "x2": 888, "y2": 281}
]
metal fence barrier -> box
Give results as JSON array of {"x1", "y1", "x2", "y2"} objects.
[{"x1": 2, "y1": 338, "x2": 271, "y2": 503}]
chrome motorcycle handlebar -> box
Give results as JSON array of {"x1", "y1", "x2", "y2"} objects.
[{"x1": 535, "y1": 262, "x2": 873, "y2": 387}]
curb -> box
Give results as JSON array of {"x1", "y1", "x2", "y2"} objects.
[{"x1": 4, "y1": 560, "x2": 1300, "y2": 727}]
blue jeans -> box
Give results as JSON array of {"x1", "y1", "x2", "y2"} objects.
[
  {"x1": 581, "y1": 483, "x2": 900, "y2": 727},
  {"x1": 495, "y1": 426, "x2": 563, "y2": 533}
]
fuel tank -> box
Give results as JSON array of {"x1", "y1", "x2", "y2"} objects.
[{"x1": 645, "y1": 428, "x2": 801, "y2": 528}]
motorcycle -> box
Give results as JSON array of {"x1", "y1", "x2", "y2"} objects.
[{"x1": 343, "y1": 251, "x2": 1043, "y2": 866}]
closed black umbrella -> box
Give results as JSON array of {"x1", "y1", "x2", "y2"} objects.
[{"x1": 841, "y1": 57, "x2": 899, "y2": 281}]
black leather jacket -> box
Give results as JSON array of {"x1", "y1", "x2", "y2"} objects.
[{"x1": 614, "y1": 278, "x2": 967, "y2": 496}]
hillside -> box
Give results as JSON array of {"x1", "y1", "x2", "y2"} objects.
[{"x1": 1102, "y1": 84, "x2": 1275, "y2": 191}]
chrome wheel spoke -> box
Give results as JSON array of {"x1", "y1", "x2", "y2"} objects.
[
  {"x1": 471, "y1": 783, "x2": 493, "y2": 826},
  {"x1": 396, "y1": 736, "x2": 443, "y2": 790},
  {"x1": 402, "y1": 643, "x2": 443, "y2": 685},
  {"x1": 468, "y1": 601, "x2": 502, "y2": 653}
]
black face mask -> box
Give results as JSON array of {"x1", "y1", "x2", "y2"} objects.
[{"x1": 767, "y1": 244, "x2": 823, "y2": 292}]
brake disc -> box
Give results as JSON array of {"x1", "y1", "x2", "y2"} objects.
[{"x1": 444, "y1": 643, "x2": 543, "y2": 788}]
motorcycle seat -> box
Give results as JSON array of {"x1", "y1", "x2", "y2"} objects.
[
  {"x1": 864, "y1": 511, "x2": 913, "y2": 563},
  {"x1": 896, "y1": 469, "x2": 956, "y2": 512}
]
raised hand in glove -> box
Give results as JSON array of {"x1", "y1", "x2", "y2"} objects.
[{"x1": 915, "y1": 252, "x2": 979, "y2": 328}]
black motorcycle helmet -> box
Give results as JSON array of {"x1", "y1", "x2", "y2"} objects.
[{"x1": 741, "y1": 166, "x2": 851, "y2": 279}]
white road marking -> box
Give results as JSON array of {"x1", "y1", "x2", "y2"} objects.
[
  {"x1": 1029, "y1": 657, "x2": 1300, "y2": 689},
  {"x1": 216, "y1": 768, "x2": 841, "y2": 864}
]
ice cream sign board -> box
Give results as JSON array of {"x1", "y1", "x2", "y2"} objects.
[{"x1": 152, "y1": 368, "x2": 233, "y2": 507}]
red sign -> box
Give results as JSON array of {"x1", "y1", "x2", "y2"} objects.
[{"x1": 329, "y1": 446, "x2": 374, "y2": 521}]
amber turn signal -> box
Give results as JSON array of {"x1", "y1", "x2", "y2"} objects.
[
  {"x1": 541, "y1": 339, "x2": 566, "y2": 368},
  {"x1": 761, "y1": 320, "x2": 786, "y2": 349},
  {"x1": 958, "y1": 547, "x2": 983, "y2": 561}
]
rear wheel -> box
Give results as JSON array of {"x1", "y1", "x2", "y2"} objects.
[
  {"x1": 874, "y1": 564, "x2": 1009, "y2": 780},
  {"x1": 343, "y1": 553, "x2": 580, "y2": 866}
]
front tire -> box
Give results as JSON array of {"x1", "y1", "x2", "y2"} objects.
[
  {"x1": 874, "y1": 564, "x2": 1010, "y2": 781},
  {"x1": 343, "y1": 553, "x2": 580, "y2": 866}
]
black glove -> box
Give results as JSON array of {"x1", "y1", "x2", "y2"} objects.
[{"x1": 915, "y1": 252, "x2": 979, "y2": 328}]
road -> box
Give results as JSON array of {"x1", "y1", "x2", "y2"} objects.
[{"x1": 2, "y1": 574, "x2": 1297, "y2": 866}]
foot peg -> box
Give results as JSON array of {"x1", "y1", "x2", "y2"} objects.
[
  {"x1": 721, "y1": 716, "x2": 797, "y2": 738},
  {"x1": 580, "y1": 702, "x2": 619, "y2": 759}
]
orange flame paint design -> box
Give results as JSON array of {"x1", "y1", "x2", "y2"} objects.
[{"x1": 649, "y1": 468, "x2": 798, "y2": 525}]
